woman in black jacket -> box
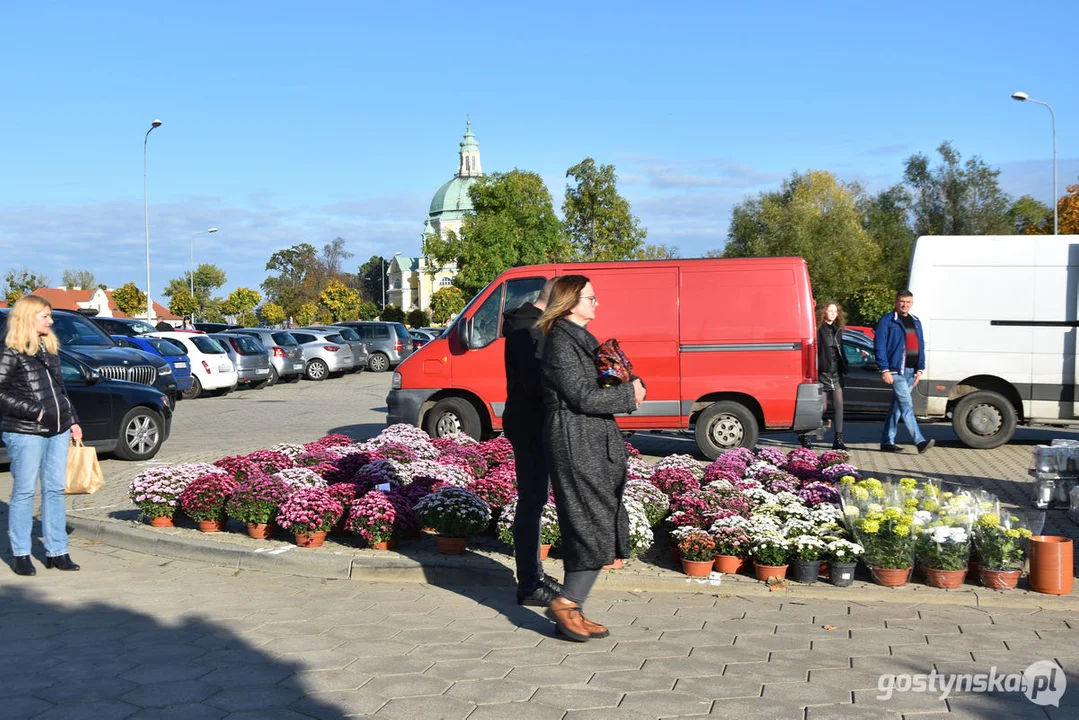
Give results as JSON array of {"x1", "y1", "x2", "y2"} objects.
[
  {"x1": 537, "y1": 275, "x2": 646, "y2": 642},
  {"x1": 800, "y1": 301, "x2": 849, "y2": 450},
  {"x1": 0, "y1": 295, "x2": 83, "y2": 575}
]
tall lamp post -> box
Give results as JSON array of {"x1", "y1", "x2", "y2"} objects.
[
  {"x1": 1012, "y1": 91, "x2": 1058, "y2": 235},
  {"x1": 190, "y1": 227, "x2": 218, "y2": 321},
  {"x1": 143, "y1": 119, "x2": 163, "y2": 321}
]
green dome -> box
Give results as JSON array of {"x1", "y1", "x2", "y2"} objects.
[{"x1": 428, "y1": 175, "x2": 478, "y2": 216}]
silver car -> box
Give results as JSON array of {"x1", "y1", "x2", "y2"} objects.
[
  {"x1": 210, "y1": 333, "x2": 273, "y2": 389},
  {"x1": 233, "y1": 328, "x2": 305, "y2": 384},
  {"x1": 305, "y1": 325, "x2": 369, "y2": 371},
  {"x1": 333, "y1": 321, "x2": 414, "y2": 372},
  {"x1": 288, "y1": 328, "x2": 354, "y2": 381}
]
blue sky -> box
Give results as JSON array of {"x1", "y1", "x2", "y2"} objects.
[{"x1": 1, "y1": 1, "x2": 1075, "y2": 298}]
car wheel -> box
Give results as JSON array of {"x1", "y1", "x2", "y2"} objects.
[
  {"x1": 952, "y1": 390, "x2": 1017, "y2": 449},
  {"x1": 114, "y1": 407, "x2": 164, "y2": 461},
  {"x1": 367, "y1": 353, "x2": 390, "y2": 373},
  {"x1": 694, "y1": 401, "x2": 759, "y2": 459},
  {"x1": 423, "y1": 396, "x2": 481, "y2": 440},
  {"x1": 267, "y1": 366, "x2": 280, "y2": 386},
  {"x1": 181, "y1": 376, "x2": 203, "y2": 400},
  {"x1": 306, "y1": 359, "x2": 329, "y2": 381}
]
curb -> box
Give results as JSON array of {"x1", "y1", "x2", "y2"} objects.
[{"x1": 67, "y1": 514, "x2": 1079, "y2": 611}]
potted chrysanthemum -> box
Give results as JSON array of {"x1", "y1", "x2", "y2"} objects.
[
  {"x1": 825, "y1": 539, "x2": 863, "y2": 587},
  {"x1": 751, "y1": 532, "x2": 790, "y2": 582},
  {"x1": 128, "y1": 463, "x2": 225, "y2": 526},
  {"x1": 413, "y1": 487, "x2": 491, "y2": 554},
  {"x1": 347, "y1": 490, "x2": 398, "y2": 550},
  {"x1": 276, "y1": 487, "x2": 344, "y2": 547},
  {"x1": 179, "y1": 473, "x2": 239, "y2": 532},
  {"x1": 225, "y1": 475, "x2": 293, "y2": 539},
  {"x1": 677, "y1": 529, "x2": 717, "y2": 577}
]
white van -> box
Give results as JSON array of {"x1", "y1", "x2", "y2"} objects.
[{"x1": 909, "y1": 234, "x2": 1079, "y2": 448}]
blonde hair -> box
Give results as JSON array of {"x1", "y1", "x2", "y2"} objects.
[
  {"x1": 4, "y1": 295, "x2": 60, "y2": 355},
  {"x1": 537, "y1": 275, "x2": 590, "y2": 336}
]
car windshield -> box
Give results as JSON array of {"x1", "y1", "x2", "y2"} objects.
[
  {"x1": 333, "y1": 327, "x2": 360, "y2": 341},
  {"x1": 147, "y1": 338, "x2": 186, "y2": 357},
  {"x1": 326, "y1": 334, "x2": 345, "y2": 344},
  {"x1": 52, "y1": 313, "x2": 115, "y2": 347},
  {"x1": 128, "y1": 320, "x2": 157, "y2": 334},
  {"x1": 393, "y1": 324, "x2": 411, "y2": 341},
  {"x1": 272, "y1": 332, "x2": 299, "y2": 346},
  {"x1": 190, "y1": 336, "x2": 225, "y2": 354},
  {"x1": 231, "y1": 336, "x2": 265, "y2": 354}
]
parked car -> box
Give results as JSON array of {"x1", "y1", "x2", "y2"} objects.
[
  {"x1": 112, "y1": 335, "x2": 194, "y2": 396},
  {"x1": 209, "y1": 333, "x2": 273, "y2": 389},
  {"x1": 408, "y1": 329, "x2": 437, "y2": 350},
  {"x1": 288, "y1": 328, "x2": 354, "y2": 380},
  {"x1": 194, "y1": 322, "x2": 242, "y2": 333},
  {"x1": 419, "y1": 327, "x2": 447, "y2": 337},
  {"x1": 304, "y1": 325, "x2": 369, "y2": 371},
  {"x1": 846, "y1": 325, "x2": 876, "y2": 339},
  {"x1": 233, "y1": 328, "x2": 306, "y2": 384},
  {"x1": 0, "y1": 350, "x2": 173, "y2": 463},
  {"x1": 0, "y1": 308, "x2": 178, "y2": 407},
  {"x1": 92, "y1": 316, "x2": 158, "y2": 337},
  {"x1": 148, "y1": 331, "x2": 237, "y2": 399},
  {"x1": 388, "y1": 258, "x2": 823, "y2": 457},
  {"x1": 332, "y1": 321, "x2": 413, "y2": 372},
  {"x1": 839, "y1": 332, "x2": 896, "y2": 418}
]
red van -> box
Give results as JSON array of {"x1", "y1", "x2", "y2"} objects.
[{"x1": 387, "y1": 258, "x2": 823, "y2": 458}]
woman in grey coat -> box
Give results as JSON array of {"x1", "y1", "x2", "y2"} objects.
[{"x1": 538, "y1": 275, "x2": 646, "y2": 642}]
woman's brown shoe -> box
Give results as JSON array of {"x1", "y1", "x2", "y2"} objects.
[
  {"x1": 545, "y1": 596, "x2": 591, "y2": 642},
  {"x1": 581, "y1": 616, "x2": 609, "y2": 638}
]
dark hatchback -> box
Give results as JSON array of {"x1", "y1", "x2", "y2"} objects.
[
  {"x1": 0, "y1": 309, "x2": 179, "y2": 407},
  {"x1": 0, "y1": 350, "x2": 173, "y2": 463},
  {"x1": 836, "y1": 332, "x2": 904, "y2": 417}
]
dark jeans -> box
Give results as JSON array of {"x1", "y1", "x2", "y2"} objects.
[{"x1": 507, "y1": 429, "x2": 549, "y2": 591}]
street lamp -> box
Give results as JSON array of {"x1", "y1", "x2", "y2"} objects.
[
  {"x1": 190, "y1": 227, "x2": 218, "y2": 321},
  {"x1": 1012, "y1": 91, "x2": 1058, "y2": 235},
  {"x1": 143, "y1": 118, "x2": 163, "y2": 321},
  {"x1": 382, "y1": 251, "x2": 402, "y2": 310}
]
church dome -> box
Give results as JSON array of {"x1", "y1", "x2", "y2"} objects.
[
  {"x1": 427, "y1": 122, "x2": 483, "y2": 219},
  {"x1": 428, "y1": 175, "x2": 478, "y2": 216}
]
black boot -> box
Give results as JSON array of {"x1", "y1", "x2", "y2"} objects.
[
  {"x1": 44, "y1": 554, "x2": 80, "y2": 571},
  {"x1": 832, "y1": 433, "x2": 848, "y2": 451},
  {"x1": 12, "y1": 556, "x2": 36, "y2": 576},
  {"x1": 798, "y1": 433, "x2": 813, "y2": 449}
]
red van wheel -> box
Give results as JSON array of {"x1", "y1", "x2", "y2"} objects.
[
  {"x1": 424, "y1": 396, "x2": 481, "y2": 440},
  {"x1": 694, "y1": 401, "x2": 759, "y2": 459}
]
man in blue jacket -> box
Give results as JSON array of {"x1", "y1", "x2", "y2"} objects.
[{"x1": 874, "y1": 290, "x2": 934, "y2": 454}]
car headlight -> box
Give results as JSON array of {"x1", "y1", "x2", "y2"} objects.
[
  {"x1": 158, "y1": 365, "x2": 172, "y2": 375},
  {"x1": 391, "y1": 372, "x2": 401, "y2": 390}
]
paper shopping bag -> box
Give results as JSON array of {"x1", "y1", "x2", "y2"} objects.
[{"x1": 65, "y1": 438, "x2": 104, "y2": 494}]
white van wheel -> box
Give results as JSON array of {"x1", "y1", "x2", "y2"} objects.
[
  {"x1": 952, "y1": 390, "x2": 1016, "y2": 449},
  {"x1": 695, "y1": 401, "x2": 759, "y2": 459}
]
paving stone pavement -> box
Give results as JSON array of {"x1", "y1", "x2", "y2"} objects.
[{"x1": 2, "y1": 544, "x2": 1078, "y2": 719}]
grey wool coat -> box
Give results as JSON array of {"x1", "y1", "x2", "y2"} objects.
[{"x1": 541, "y1": 318, "x2": 638, "y2": 572}]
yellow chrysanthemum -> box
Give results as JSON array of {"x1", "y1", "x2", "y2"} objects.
[
  {"x1": 871, "y1": 488, "x2": 886, "y2": 499},
  {"x1": 1020, "y1": 528, "x2": 1033, "y2": 538},
  {"x1": 883, "y1": 507, "x2": 901, "y2": 521},
  {"x1": 840, "y1": 475, "x2": 856, "y2": 485},
  {"x1": 862, "y1": 478, "x2": 883, "y2": 490},
  {"x1": 977, "y1": 513, "x2": 1000, "y2": 528},
  {"x1": 894, "y1": 524, "x2": 911, "y2": 537},
  {"x1": 921, "y1": 499, "x2": 940, "y2": 512},
  {"x1": 1006, "y1": 529, "x2": 1020, "y2": 539},
  {"x1": 865, "y1": 511, "x2": 885, "y2": 522},
  {"x1": 899, "y1": 477, "x2": 917, "y2": 490},
  {"x1": 853, "y1": 487, "x2": 870, "y2": 502},
  {"x1": 861, "y1": 520, "x2": 880, "y2": 534},
  {"x1": 942, "y1": 492, "x2": 955, "y2": 499},
  {"x1": 901, "y1": 514, "x2": 915, "y2": 525}
]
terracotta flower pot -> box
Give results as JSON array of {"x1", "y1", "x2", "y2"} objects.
[
  {"x1": 197, "y1": 517, "x2": 226, "y2": 533},
  {"x1": 713, "y1": 555, "x2": 746, "y2": 574},
  {"x1": 788, "y1": 559, "x2": 821, "y2": 584},
  {"x1": 434, "y1": 536, "x2": 468, "y2": 554},
  {"x1": 295, "y1": 531, "x2": 328, "y2": 548},
  {"x1": 539, "y1": 544, "x2": 552, "y2": 561},
  {"x1": 980, "y1": 567, "x2": 1021, "y2": 590},
  {"x1": 829, "y1": 561, "x2": 858, "y2": 587},
  {"x1": 924, "y1": 567, "x2": 966, "y2": 589},
  {"x1": 148, "y1": 515, "x2": 174, "y2": 527},
  {"x1": 246, "y1": 522, "x2": 276, "y2": 539},
  {"x1": 870, "y1": 566, "x2": 912, "y2": 587},
  {"x1": 1028, "y1": 536, "x2": 1074, "y2": 595},
  {"x1": 754, "y1": 562, "x2": 788, "y2": 582},
  {"x1": 370, "y1": 538, "x2": 398, "y2": 551},
  {"x1": 681, "y1": 558, "x2": 715, "y2": 577}
]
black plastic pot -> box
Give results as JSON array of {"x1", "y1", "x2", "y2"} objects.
[
  {"x1": 789, "y1": 559, "x2": 821, "y2": 584},
  {"x1": 829, "y1": 561, "x2": 858, "y2": 587}
]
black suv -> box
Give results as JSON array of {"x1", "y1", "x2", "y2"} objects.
[
  {"x1": 0, "y1": 309, "x2": 179, "y2": 406},
  {"x1": 194, "y1": 322, "x2": 242, "y2": 333},
  {"x1": 91, "y1": 316, "x2": 158, "y2": 337}
]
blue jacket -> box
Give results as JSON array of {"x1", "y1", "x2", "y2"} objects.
[{"x1": 874, "y1": 311, "x2": 925, "y2": 374}]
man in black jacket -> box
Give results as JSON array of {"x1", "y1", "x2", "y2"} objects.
[{"x1": 502, "y1": 279, "x2": 563, "y2": 606}]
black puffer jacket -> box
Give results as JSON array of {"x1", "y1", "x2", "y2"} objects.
[
  {"x1": 501, "y1": 302, "x2": 545, "y2": 440},
  {"x1": 0, "y1": 346, "x2": 79, "y2": 436}
]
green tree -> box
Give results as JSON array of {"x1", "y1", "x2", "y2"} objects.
[
  {"x1": 636, "y1": 243, "x2": 680, "y2": 260},
  {"x1": 262, "y1": 243, "x2": 319, "y2": 319},
  {"x1": 424, "y1": 170, "x2": 568, "y2": 296},
  {"x1": 724, "y1": 170, "x2": 880, "y2": 305},
  {"x1": 260, "y1": 301, "x2": 286, "y2": 326},
  {"x1": 903, "y1": 141, "x2": 1013, "y2": 236},
  {"x1": 358, "y1": 255, "x2": 389, "y2": 308},
  {"x1": 406, "y1": 309, "x2": 430, "y2": 328},
  {"x1": 1009, "y1": 194, "x2": 1053, "y2": 234},
  {"x1": 112, "y1": 282, "x2": 147, "y2": 316},
  {"x1": 168, "y1": 288, "x2": 199, "y2": 319},
  {"x1": 222, "y1": 287, "x2": 262, "y2": 316},
  {"x1": 236, "y1": 311, "x2": 259, "y2": 327},
  {"x1": 428, "y1": 286, "x2": 466, "y2": 324},
  {"x1": 358, "y1": 300, "x2": 379, "y2": 320},
  {"x1": 380, "y1": 305, "x2": 405, "y2": 323},
  {"x1": 163, "y1": 263, "x2": 227, "y2": 319},
  {"x1": 859, "y1": 184, "x2": 917, "y2": 290},
  {"x1": 563, "y1": 158, "x2": 647, "y2": 260},
  {"x1": 296, "y1": 301, "x2": 319, "y2": 326},
  {"x1": 319, "y1": 279, "x2": 362, "y2": 321},
  {"x1": 3, "y1": 268, "x2": 48, "y2": 304},
  {"x1": 845, "y1": 284, "x2": 895, "y2": 327},
  {"x1": 61, "y1": 268, "x2": 96, "y2": 290}
]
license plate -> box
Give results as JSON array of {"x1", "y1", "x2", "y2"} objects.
[
  {"x1": 293, "y1": 363, "x2": 304, "y2": 370},
  {"x1": 255, "y1": 368, "x2": 269, "y2": 375},
  {"x1": 174, "y1": 362, "x2": 187, "y2": 368},
  {"x1": 219, "y1": 364, "x2": 231, "y2": 372}
]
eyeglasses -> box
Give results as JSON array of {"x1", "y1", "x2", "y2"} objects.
[{"x1": 579, "y1": 295, "x2": 598, "y2": 306}]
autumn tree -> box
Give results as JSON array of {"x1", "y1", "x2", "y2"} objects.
[
  {"x1": 319, "y1": 279, "x2": 362, "y2": 321},
  {"x1": 3, "y1": 268, "x2": 48, "y2": 304},
  {"x1": 428, "y1": 286, "x2": 466, "y2": 324},
  {"x1": 112, "y1": 282, "x2": 147, "y2": 316},
  {"x1": 222, "y1": 288, "x2": 262, "y2": 317},
  {"x1": 296, "y1": 302, "x2": 319, "y2": 326},
  {"x1": 636, "y1": 243, "x2": 680, "y2": 260},
  {"x1": 262, "y1": 243, "x2": 319, "y2": 319},
  {"x1": 903, "y1": 141, "x2": 1013, "y2": 236},
  {"x1": 260, "y1": 301, "x2": 286, "y2": 326},
  {"x1": 424, "y1": 170, "x2": 568, "y2": 296},
  {"x1": 168, "y1": 288, "x2": 200, "y2": 319},
  {"x1": 61, "y1": 269, "x2": 96, "y2": 290},
  {"x1": 563, "y1": 158, "x2": 647, "y2": 260},
  {"x1": 1026, "y1": 184, "x2": 1079, "y2": 235}
]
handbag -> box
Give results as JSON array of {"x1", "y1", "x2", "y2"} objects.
[
  {"x1": 65, "y1": 438, "x2": 104, "y2": 494},
  {"x1": 595, "y1": 338, "x2": 634, "y2": 387}
]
